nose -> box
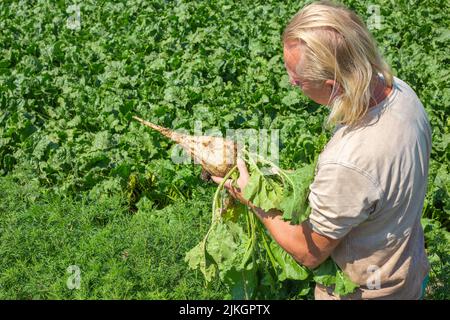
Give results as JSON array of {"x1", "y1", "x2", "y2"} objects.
[{"x1": 289, "y1": 78, "x2": 300, "y2": 86}]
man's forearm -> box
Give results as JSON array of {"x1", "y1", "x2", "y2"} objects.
[
  {"x1": 249, "y1": 205, "x2": 322, "y2": 269},
  {"x1": 227, "y1": 191, "x2": 337, "y2": 269}
]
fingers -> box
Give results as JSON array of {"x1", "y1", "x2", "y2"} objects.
[
  {"x1": 212, "y1": 158, "x2": 248, "y2": 185},
  {"x1": 211, "y1": 176, "x2": 233, "y2": 190},
  {"x1": 211, "y1": 176, "x2": 223, "y2": 185},
  {"x1": 236, "y1": 158, "x2": 249, "y2": 180},
  {"x1": 211, "y1": 174, "x2": 248, "y2": 205}
]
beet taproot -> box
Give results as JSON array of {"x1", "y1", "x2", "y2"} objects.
[{"x1": 133, "y1": 116, "x2": 237, "y2": 177}]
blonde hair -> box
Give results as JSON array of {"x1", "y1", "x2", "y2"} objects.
[{"x1": 283, "y1": 0, "x2": 393, "y2": 127}]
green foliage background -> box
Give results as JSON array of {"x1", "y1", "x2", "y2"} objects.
[{"x1": 0, "y1": 0, "x2": 448, "y2": 299}]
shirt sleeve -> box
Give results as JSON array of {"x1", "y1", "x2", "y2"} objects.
[{"x1": 307, "y1": 162, "x2": 382, "y2": 240}]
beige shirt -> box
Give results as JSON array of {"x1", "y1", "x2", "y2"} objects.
[{"x1": 308, "y1": 76, "x2": 431, "y2": 300}]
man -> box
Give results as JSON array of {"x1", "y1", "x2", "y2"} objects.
[{"x1": 212, "y1": 1, "x2": 431, "y2": 299}]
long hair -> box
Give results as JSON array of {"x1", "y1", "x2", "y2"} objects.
[{"x1": 282, "y1": 1, "x2": 393, "y2": 127}]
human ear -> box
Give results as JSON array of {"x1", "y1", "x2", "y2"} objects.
[{"x1": 325, "y1": 79, "x2": 342, "y2": 97}]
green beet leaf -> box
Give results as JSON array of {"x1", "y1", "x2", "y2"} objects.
[
  {"x1": 269, "y1": 240, "x2": 309, "y2": 281},
  {"x1": 222, "y1": 262, "x2": 258, "y2": 300},
  {"x1": 280, "y1": 164, "x2": 315, "y2": 224},
  {"x1": 184, "y1": 240, "x2": 217, "y2": 283},
  {"x1": 312, "y1": 258, "x2": 338, "y2": 287},
  {"x1": 334, "y1": 268, "x2": 360, "y2": 297},
  {"x1": 243, "y1": 165, "x2": 284, "y2": 212}
]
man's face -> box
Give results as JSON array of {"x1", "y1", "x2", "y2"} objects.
[{"x1": 283, "y1": 41, "x2": 334, "y2": 106}]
